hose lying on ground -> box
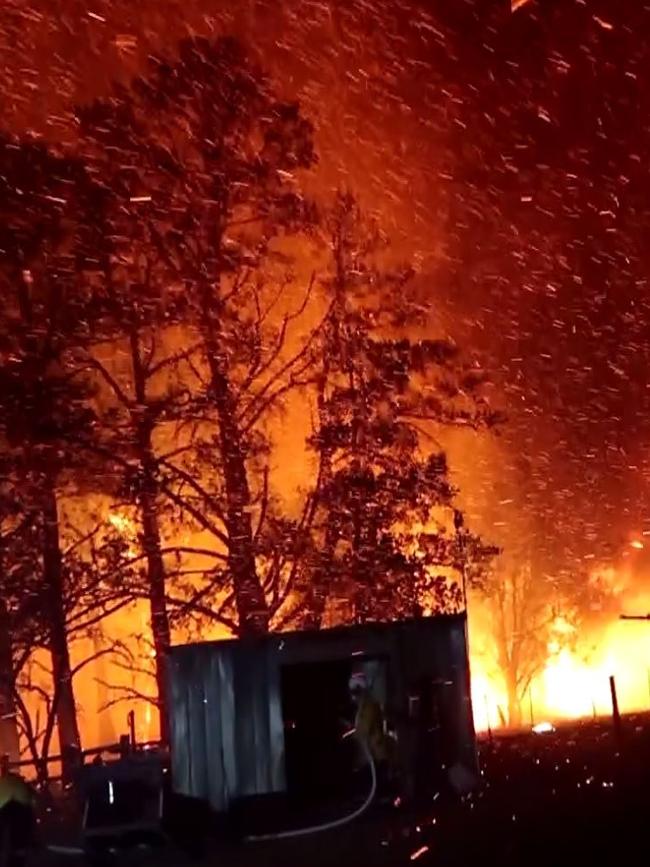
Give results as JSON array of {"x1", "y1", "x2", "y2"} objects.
[
  {"x1": 244, "y1": 737, "x2": 377, "y2": 842},
  {"x1": 45, "y1": 844, "x2": 85, "y2": 856},
  {"x1": 47, "y1": 739, "x2": 377, "y2": 849}
]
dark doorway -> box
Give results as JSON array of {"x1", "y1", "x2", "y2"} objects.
[{"x1": 280, "y1": 658, "x2": 358, "y2": 804}]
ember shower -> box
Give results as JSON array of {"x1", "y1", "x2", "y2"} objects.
[{"x1": 2, "y1": 0, "x2": 650, "y2": 752}]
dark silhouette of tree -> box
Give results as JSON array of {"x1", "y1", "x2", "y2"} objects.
[
  {"x1": 485, "y1": 557, "x2": 552, "y2": 728},
  {"x1": 12, "y1": 512, "x2": 132, "y2": 786},
  {"x1": 78, "y1": 35, "x2": 317, "y2": 637},
  {"x1": 0, "y1": 470, "x2": 130, "y2": 773},
  {"x1": 0, "y1": 479, "x2": 42, "y2": 762},
  {"x1": 67, "y1": 215, "x2": 200, "y2": 738},
  {"x1": 0, "y1": 133, "x2": 124, "y2": 774},
  {"x1": 299, "y1": 192, "x2": 498, "y2": 627},
  {"x1": 480, "y1": 546, "x2": 613, "y2": 728},
  {"x1": 469, "y1": 452, "x2": 615, "y2": 727},
  {"x1": 75, "y1": 317, "x2": 226, "y2": 737},
  {"x1": 0, "y1": 453, "x2": 133, "y2": 782}
]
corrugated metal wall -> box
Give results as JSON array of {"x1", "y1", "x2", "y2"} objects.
[{"x1": 168, "y1": 641, "x2": 285, "y2": 811}]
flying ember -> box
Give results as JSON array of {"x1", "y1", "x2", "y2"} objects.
[{"x1": 1, "y1": 8, "x2": 650, "y2": 866}]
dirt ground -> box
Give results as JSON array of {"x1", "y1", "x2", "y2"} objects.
[{"x1": 399, "y1": 714, "x2": 650, "y2": 867}]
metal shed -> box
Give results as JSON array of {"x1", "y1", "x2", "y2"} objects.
[{"x1": 167, "y1": 614, "x2": 477, "y2": 813}]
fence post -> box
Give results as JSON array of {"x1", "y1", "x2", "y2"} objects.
[
  {"x1": 127, "y1": 710, "x2": 136, "y2": 750},
  {"x1": 118, "y1": 734, "x2": 131, "y2": 758},
  {"x1": 609, "y1": 675, "x2": 622, "y2": 739}
]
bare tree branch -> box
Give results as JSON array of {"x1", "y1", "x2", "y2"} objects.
[
  {"x1": 147, "y1": 341, "x2": 202, "y2": 378},
  {"x1": 84, "y1": 353, "x2": 133, "y2": 408}
]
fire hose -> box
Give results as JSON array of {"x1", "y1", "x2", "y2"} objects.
[
  {"x1": 47, "y1": 736, "x2": 377, "y2": 851},
  {"x1": 244, "y1": 734, "x2": 377, "y2": 842}
]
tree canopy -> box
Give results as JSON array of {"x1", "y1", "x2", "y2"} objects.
[{"x1": 0, "y1": 35, "x2": 496, "y2": 764}]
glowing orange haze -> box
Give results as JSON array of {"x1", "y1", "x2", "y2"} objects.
[
  {"x1": 25, "y1": 570, "x2": 650, "y2": 754},
  {"x1": 60, "y1": 588, "x2": 650, "y2": 750},
  {"x1": 470, "y1": 596, "x2": 650, "y2": 733},
  {"x1": 65, "y1": 592, "x2": 650, "y2": 747},
  {"x1": 22, "y1": 505, "x2": 650, "y2": 754}
]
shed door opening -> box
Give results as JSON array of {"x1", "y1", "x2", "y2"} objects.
[{"x1": 280, "y1": 657, "x2": 386, "y2": 804}]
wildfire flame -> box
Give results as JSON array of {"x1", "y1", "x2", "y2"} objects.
[
  {"x1": 470, "y1": 580, "x2": 650, "y2": 733},
  {"x1": 22, "y1": 504, "x2": 650, "y2": 754}
]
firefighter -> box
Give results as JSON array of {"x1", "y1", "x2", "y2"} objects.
[
  {"x1": 348, "y1": 672, "x2": 394, "y2": 795},
  {"x1": 0, "y1": 771, "x2": 36, "y2": 867}
]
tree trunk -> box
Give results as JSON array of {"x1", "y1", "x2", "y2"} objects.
[
  {"x1": 351, "y1": 503, "x2": 365, "y2": 624},
  {"x1": 302, "y1": 438, "x2": 337, "y2": 630},
  {"x1": 0, "y1": 535, "x2": 20, "y2": 762},
  {"x1": 199, "y1": 271, "x2": 268, "y2": 635},
  {"x1": 505, "y1": 669, "x2": 521, "y2": 729},
  {"x1": 209, "y1": 362, "x2": 269, "y2": 636},
  {"x1": 138, "y1": 481, "x2": 170, "y2": 741},
  {"x1": 130, "y1": 331, "x2": 171, "y2": 742},
  {"x1": 302, "y1": 524, "x2": 338, "y2": 630},
  {"x1": 93, "y1": 636, "x2": 116, "y2": 745},
  {"x1": 41, "y1": 477, "x2": 81, "y2": 766},
  {"x1": 0, "y1": 598, "x2": 20, "y2": 762}
]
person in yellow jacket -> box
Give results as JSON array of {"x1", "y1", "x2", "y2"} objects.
[
  {"x1": 349, "y1": 673, "x2": 389, "y2": 763},
  {"x1": 348, "y1": 672, "x2": 395, "y2": 797},
  {"x1": 0, "y1": 772, "x2": 36, "y2": 867},
  {"x1": 0, "y1": 774, "x2": 34, "y2": 811}
]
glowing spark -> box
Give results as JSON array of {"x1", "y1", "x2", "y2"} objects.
[
  {"x1": 552, "y1": 616, "x2": 576, "y2": 636},
  {"x1": 129, "y1": 196, "x2": 152, "y2": 203},
  {"x1": 629, "y1": 540, "x2": 644, "y2": 550},
  {"x1": 114, "y1": 35, "x2": 138, "y2": 50},
  {"x1": 593, "y1": 16, "x2": 613, "y2": 30},
  {"x1": 108, "y1": 780, "x2": 114, "y2": 805},
  {"x1": 108, "y1": 512, "x2": 135, "y2": 534},
  {"x1": 511, "y1": 0, "x2": 531, "y2": 9},
  {"x1": 532, "y1": 721, "x2": 555, "y2": 735},
  {"x1": 410, "y1": 846, "x2": 429, "y2": 861},
  {"x1": 87, "y1": 11, "x2": 106, "y2": 22}
]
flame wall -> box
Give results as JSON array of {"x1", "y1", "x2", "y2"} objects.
[{"x1": 470, "y1": 589, "x2": 650, "y2": 733}]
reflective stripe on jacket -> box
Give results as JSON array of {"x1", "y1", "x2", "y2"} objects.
[
  {"x1": 355, "y1": 695, "x2": 390, "y2": 762},
  {"x1": 0, "y1": 775, "x2": 33, "y2": 810}
]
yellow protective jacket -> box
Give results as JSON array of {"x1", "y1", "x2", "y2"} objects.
[
  {"x1": 0, "y1": 774, "x2": 34, "y2": 810},
  {"x1": 355, "y1": 694, "x2": 390, "y2": 763}
]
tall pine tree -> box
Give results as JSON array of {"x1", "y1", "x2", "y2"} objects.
[
  {"x1": 0, "y1": 133, "x2": 106, "y2": 769},
  {"x1": 303, "y1": 192, "x2": 496, "y2": 625},
  {"x1": 79, "y1": 36, "x2": 317, "y2": 636}
]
